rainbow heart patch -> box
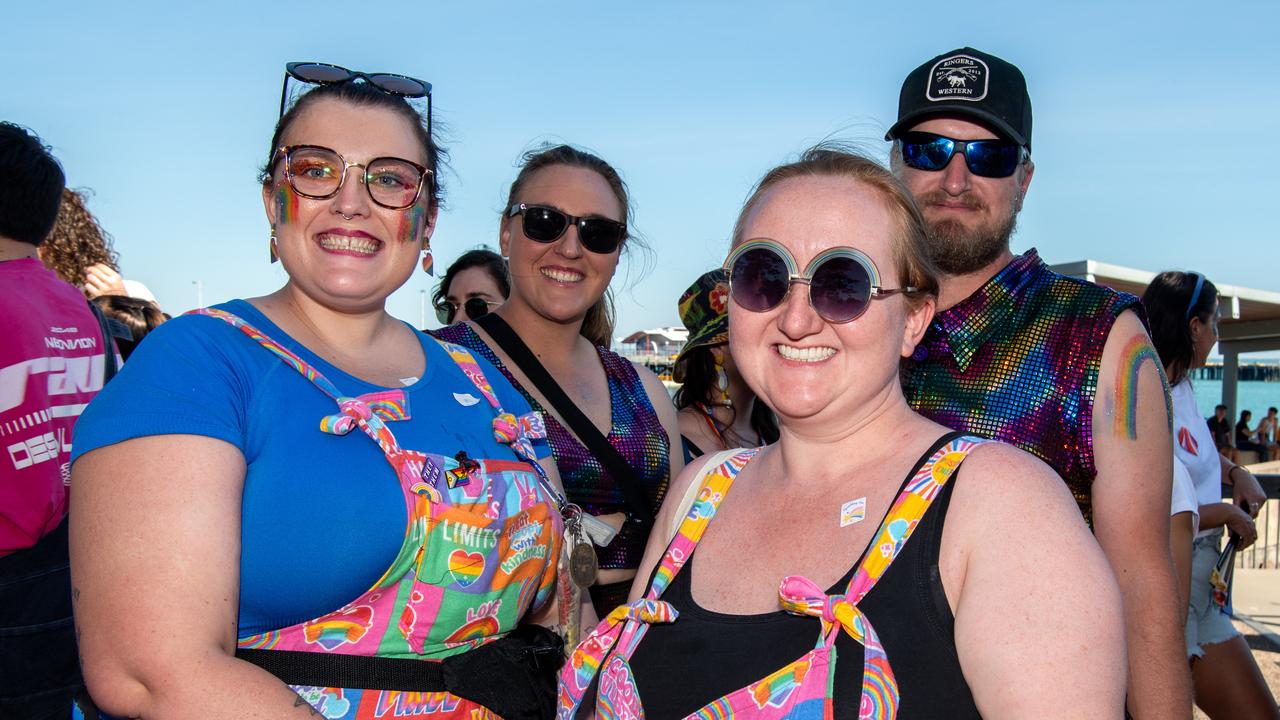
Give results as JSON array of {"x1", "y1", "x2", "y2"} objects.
[{"x1": 449, "y1": 549, "x2": 486, "y2": 588}]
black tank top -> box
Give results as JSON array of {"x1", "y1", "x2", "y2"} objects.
[{"x1": 627, "y1": 433, "x2": 981, "y2": 719}]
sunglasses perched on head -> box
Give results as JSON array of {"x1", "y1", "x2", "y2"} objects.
[
  {"x1": 272, "y1": 145, "x2": 431, "y2": 210},
  {"x1": 281, "y1": 62, "x2": 433, "y2": 135},
  {"x1": 724, "y1": 240, "x2": 917, "y2": 323},
  {"x1": 507, "y1": 204, "x2": 626, "y2": 255},
  {"x1": 435, "y1": 298, "x2": 501, "y2": 325},
  {"x1": 897, "y1": 131, "x2": 1027, "y2": 178}
]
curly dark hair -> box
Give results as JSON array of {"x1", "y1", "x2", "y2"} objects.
[{"x1": 40, "y1": 188, "x2": 119, "y2": 291}]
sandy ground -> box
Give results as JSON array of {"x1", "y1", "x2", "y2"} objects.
[{"x1": 1192, "y1": 619, "x2": 1280, "y2": 719}]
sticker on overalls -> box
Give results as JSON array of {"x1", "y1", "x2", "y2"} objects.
[{"x1": 840, "y1": 497, "x2": 867, "y2": 527}]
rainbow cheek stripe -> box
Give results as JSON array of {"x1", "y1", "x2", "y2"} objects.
[
  {"x1": 1114, "y1": 336, "x2": 1171, "y2": 439},
  {"x1": 275, "y1": 184, "x2": 299, "y2": 226},
  {"x1": 400, "y1": 203, "x2": 427, "y2": 244}
]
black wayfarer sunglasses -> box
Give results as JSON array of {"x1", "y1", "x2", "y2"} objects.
[{"x1": 507, "y1": 204, "x2": 627, "y2": 255}]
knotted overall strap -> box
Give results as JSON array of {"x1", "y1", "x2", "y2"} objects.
[
  {"x1": 556, "y1": 599, "x2": 679, "y2": 720},
  {"x1": 435, "y1": 339, "x2": 560, "y2": 504},
  {"x1": 192, "y1": 308, "x2": 446, "y2": 503},
  {"x1": 556, "y1": 449, "x2": 756, "y2": 718},
  {"x1": 778, "y1": 434, "x2": 985, "y2": 720}
]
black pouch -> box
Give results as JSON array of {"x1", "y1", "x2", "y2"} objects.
[{"x1": 444, "y1": 624, "x2": 565, "y2": 720}]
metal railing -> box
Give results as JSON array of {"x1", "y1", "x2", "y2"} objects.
[{"x1": 1224, "y1": 474, "x2": 1280, "y2": 569}]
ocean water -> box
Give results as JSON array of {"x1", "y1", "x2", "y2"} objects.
[{"x1": 1191, "y1": 379, "x2": 1280, "y2": 420}]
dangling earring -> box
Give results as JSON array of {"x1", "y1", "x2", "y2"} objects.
[
  {"x1": 269, "y1": 226, "x2": 279, "y2": 264},
  {"x1": 714, "y1": 354, "x2": 732, "y2": 407},
  {"x1": 421, "y1": 245, "x2": 434, "y2": 275}
]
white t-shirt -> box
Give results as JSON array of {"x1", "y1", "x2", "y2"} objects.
[
  {"x1": 1171, "y1": 379, "x2": 1222, "y2": 538},
  {"x1": 1171, "y1": 458, "x2": 1199, "y2": 535}
]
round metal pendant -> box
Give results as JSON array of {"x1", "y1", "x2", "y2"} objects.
[{"x1": 569, "y1": 541, "x2": 599, "y2": 588}]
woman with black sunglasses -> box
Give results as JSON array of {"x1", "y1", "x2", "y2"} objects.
[
  {"x1": 559, "y1": 146, "x2": 1125, "y2": 718},
  {"x1": 434, "y1": 145, "x2": 683, "y2": 632},
  {"x1": 431, "y1": 247, "x2": 508, "y2": 326},
  {"x1": 70, "y1": 66, "x2": 569, "y2": 718}
]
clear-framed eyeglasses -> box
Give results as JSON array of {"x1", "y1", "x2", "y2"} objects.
[{"x1": 271, "y1": 144, "x2": 432, "y2": 210}]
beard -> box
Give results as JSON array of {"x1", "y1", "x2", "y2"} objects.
[{"x1": 919, "y1": 191, "x2": 1020, "y2": 275}]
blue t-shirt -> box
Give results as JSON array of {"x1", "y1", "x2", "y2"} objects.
[{"x1": 72, "y1": 300, "x2": 549, "y2": 636}]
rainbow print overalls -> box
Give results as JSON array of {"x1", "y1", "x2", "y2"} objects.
[
  {"x1": 197, "y1": 309, "x2": 564, "y2": 719},
  {"x1": 557, "y1": 435, "x2": 985, "y2": 719}
]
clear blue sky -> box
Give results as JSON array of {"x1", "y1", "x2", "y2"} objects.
[{"x1": 9, "y1": 0, "x2": 1279, "y2": 342}]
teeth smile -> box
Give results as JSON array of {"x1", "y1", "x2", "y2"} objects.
[
  {"x1": 776, "y1": 345, "x2": 836, "y2": 362},
  {"x1": 541, "y1": 268, "x2": 583, "y2": 283},
  {"x1": 318, "y1": 234, "x2": 379, "y2": 254}
]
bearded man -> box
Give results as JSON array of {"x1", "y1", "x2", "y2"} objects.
[{"x1": 887, "y1": 48, "x2": 1237, "y2": 719}]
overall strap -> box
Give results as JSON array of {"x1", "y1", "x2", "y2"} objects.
[
  {"x1": 778, "y1": 433, "x2": 987, "y2": 720},
  {"x1": 556, "y1": 448, "x2": 757, "y2": 719},
  {"x1": 190, "y1": 308, "x2": 437, "y2": 502},
  {"x1": 648, "y1": 447, "x2": 756, "y2": 599},
  {"x1": 434, "y1": 338, "x2": 564, "y2": 510}
]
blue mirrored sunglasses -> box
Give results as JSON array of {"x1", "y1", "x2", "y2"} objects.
[{"x1": 898, "y1": 131, "x2": 1026, "y2": 178}]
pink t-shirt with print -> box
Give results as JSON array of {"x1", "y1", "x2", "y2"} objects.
[{"x1": 0, "y1": 258, "x2": 108, "y2": 556}]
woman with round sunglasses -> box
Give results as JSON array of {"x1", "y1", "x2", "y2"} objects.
[
  {"x1": 671, "y1": 269, "x2": 778, "y2": 463},
  {"x1": 431, "y1": 247, "x2": 508, "y2": 326},
  {"x1": 559, "y1": 147, "x2": 1124, "y2": 718},
  {"x1": 1142, "y1": 271, "x2": 1277, "y2": 720},
  {"x1": 434, "y1": 145, "x2": 682, "y2": 627},
  {"x1": 70, "y1": 66, "x2": 569, "y2": 719}
]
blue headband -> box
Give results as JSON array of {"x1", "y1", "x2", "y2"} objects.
[{"x1": 1184, "y1": 272, "x2": 1206, "y2": 322}]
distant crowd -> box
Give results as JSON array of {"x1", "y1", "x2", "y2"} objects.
[{"x1": 2, "y1": 46, "x2": 1277, "y2": 720}]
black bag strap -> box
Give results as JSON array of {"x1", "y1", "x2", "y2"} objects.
[
  {"x1": 86, "y1": 299, "x2": 120, "y2": 384},
  {"x1": 475, "y1": 313, "x2": 654, "y2": 525}
]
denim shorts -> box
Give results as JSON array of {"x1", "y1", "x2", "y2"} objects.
[{"x1": 1185, "y1": 530, "x2": 1240, "y2": 659}]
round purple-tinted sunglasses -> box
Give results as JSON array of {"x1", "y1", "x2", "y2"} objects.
[{"x1": 724, "y1": 239, "x2": 917, "y2": 323}]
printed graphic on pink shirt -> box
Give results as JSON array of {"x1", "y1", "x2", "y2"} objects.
[{"x1": 1, "y1": 258, "x2": 107, "y2": 555}]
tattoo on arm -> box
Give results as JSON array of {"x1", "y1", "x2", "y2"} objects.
[{"x1": 1113, "y1": 335, "x2": 1172, "y2": 439}]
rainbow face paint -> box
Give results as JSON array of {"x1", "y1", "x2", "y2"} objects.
[
  {"x1": 275, "y1": 183, "x2": 299, "y2": 227},
  {"x1": 1113, "y1": 335, "x2": 1172, "y2": 439},
  {"x1": 399, "y1": 202, "x2": 427, "y2": 244}
]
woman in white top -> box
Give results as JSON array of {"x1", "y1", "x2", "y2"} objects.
[{"x1": 1143, "y1": 271, "x2": 1277, "y2": 720}]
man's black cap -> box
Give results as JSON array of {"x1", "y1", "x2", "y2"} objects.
[{"x1": 885, "y1": 47, "x2": 1033, "y2": 151}]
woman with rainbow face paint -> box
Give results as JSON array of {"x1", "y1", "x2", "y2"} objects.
[
  {"x1": 1143, "y1": 271, "x2": 1277, "y2": 719},
  {"x1": 69, "y1": 64, "x2": 569, "y2": 718},
  {"x1": 557, "y1": 147, "x2": 1125, "y2": 719}
]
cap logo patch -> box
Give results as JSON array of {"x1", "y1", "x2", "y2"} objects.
[{"x1": 927, "y1": 54, "x2": 988, "y2": 102}]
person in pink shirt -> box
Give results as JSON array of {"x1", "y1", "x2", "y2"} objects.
[{"x1": 0, "y1": 121, "x2": 109, "y2": 718}]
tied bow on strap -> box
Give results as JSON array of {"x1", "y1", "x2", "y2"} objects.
[
  {"x1": 778, "y1": 575, "x2": 899, "y2": 719},
  {"x1": 605, "y1": 598, "x2": 678, "y2": 626},
  {"x1": 493, "y1": 411, "x2": 548, "y2": 468},
  {"x1": 319, "y1": 390, "x2": 410, "y2": 435},
  {"x1": 492, "y1": 411, "x2": 546, "y2": 444},
  {"x1": 778, "y1": 576, "x2": 864, "y2": 640},
  {"x1": 560, "y1": 598, "x2": 679, "y2": 703}
]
